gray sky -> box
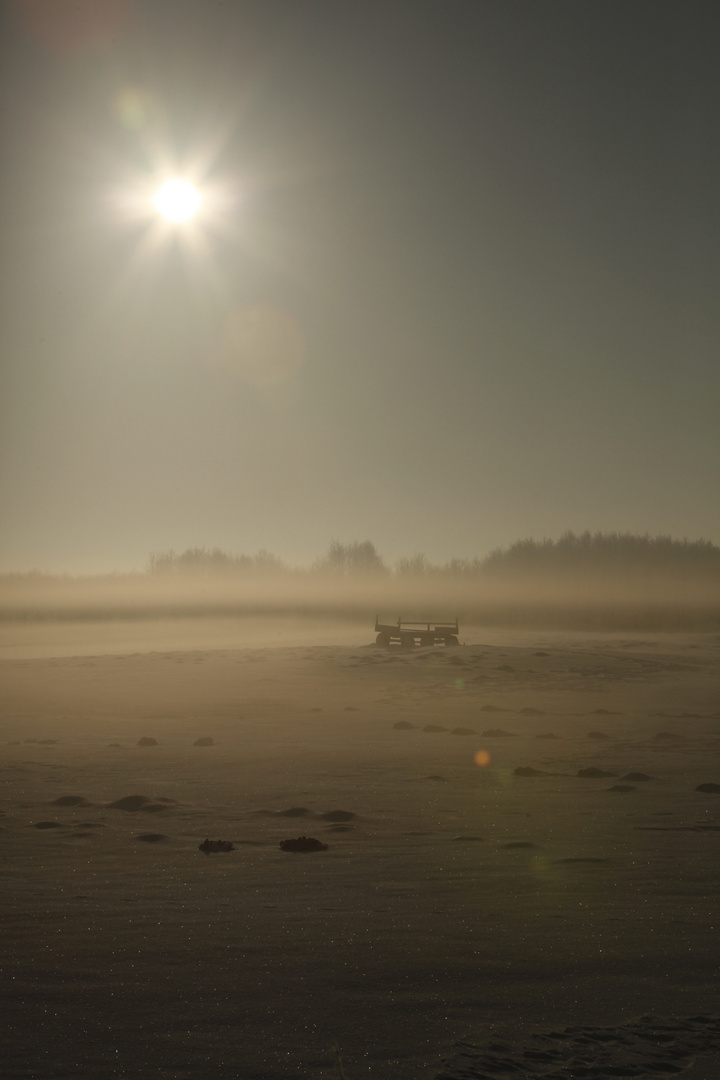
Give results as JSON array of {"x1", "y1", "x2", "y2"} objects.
[{"x1": 1, "y1": 0, "x2": 719, "y2": 573}]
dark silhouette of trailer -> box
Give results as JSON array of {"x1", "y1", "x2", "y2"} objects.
[{"x1": 374, "y1": 616, "x2": 459, "y2": 647}]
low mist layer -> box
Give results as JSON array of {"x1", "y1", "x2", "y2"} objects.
[{"x1": 2, "y1": 533, "x2": 719, "y2": 631}]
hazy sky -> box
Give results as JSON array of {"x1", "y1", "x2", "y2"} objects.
[{"x1": 1, "y1": 0, "x2": 719, "y2": 573}]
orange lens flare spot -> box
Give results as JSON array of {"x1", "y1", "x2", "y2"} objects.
[
  {"x1": 474, "y1": 750, "x2": 491, "y2": 767},
  {"x1": 213, "y1": 305, "x2": 306, "y2": 386},
  {"x1": 19, "y1": 0, "x2": 132, "y2": 54}
]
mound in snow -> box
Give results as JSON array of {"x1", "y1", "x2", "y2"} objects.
[{"x1": 435, "y1": 1014, "x2": 720, "y2": 1079}]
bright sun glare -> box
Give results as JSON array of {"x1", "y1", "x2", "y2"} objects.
[{"x1": 153, "y1": 179, "x2": 202, "y2": 222}]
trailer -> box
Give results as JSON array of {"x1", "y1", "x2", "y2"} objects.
[{"x1": 374, "y1": 616, "x2": 460, "y2": 648}]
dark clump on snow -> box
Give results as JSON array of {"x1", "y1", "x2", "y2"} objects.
[
  {"x1": 280, "y1": 836, "x2": 328, "y2": 853},
  {"x1": 199, "y1": 839, "x2": 235, "y2": 853}
]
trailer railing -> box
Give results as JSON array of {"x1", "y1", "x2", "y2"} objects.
[{"x1": 374, "y1": 615, "x2": 459, "y2": 647}]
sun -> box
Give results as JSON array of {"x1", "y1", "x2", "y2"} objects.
[{"x1": 153, "y1": 179, "x2": 202, "y2": 222}]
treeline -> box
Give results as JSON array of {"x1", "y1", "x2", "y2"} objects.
[
  {"x1": 3, "y1": 533, "x2": 719, "y2": 630},
  {"x1": 481, "y1": 532, "x2": 720, "y2": 579},
  {"x1": 147, "y1": 532, "x2": 720, "y2": 581},
  {"x1": 148, "y1": 548, "x2": 285, "y2": 576}
]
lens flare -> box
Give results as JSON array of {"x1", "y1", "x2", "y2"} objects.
[
  {"x1": 18, "y1": 0, "x2": 132, "y2": 54},
  {"x1": 474, "y1": 749, "x2": 491, "y2": 767},
  {"x1": 115, "y1": 88, "x2": 157, "y2": 131},
  {"x1": 153, "y1": 179, "x2": 202, "y2": 222},
  {"x1": 213, "y1": 305, "x2": 306, "y2": 386}
]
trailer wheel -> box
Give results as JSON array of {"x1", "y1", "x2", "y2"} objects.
[
  {"x1": 445, "y1": 635, "x2": 460, "y2": 647},
  {"x1": 376, "y1": 632, "x2": 391, "y2": 647},
  {"x1": 400, "y1": 633, "x2": 416, "y2": 648},
  {"x1": 420, "y1": 633, "x2": 435, "y2": 647}
]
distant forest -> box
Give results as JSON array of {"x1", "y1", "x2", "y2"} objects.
[{"x1": 146, "y1": 532, "x2": 720, "y2": 581}]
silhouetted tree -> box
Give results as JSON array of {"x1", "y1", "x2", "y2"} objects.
[
  {"x1": 395, "y1": 553, "x2": 434, "y2": 577},
  {"x1": 316, "y1": 540, "x2": 388, "y2": 576}
]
